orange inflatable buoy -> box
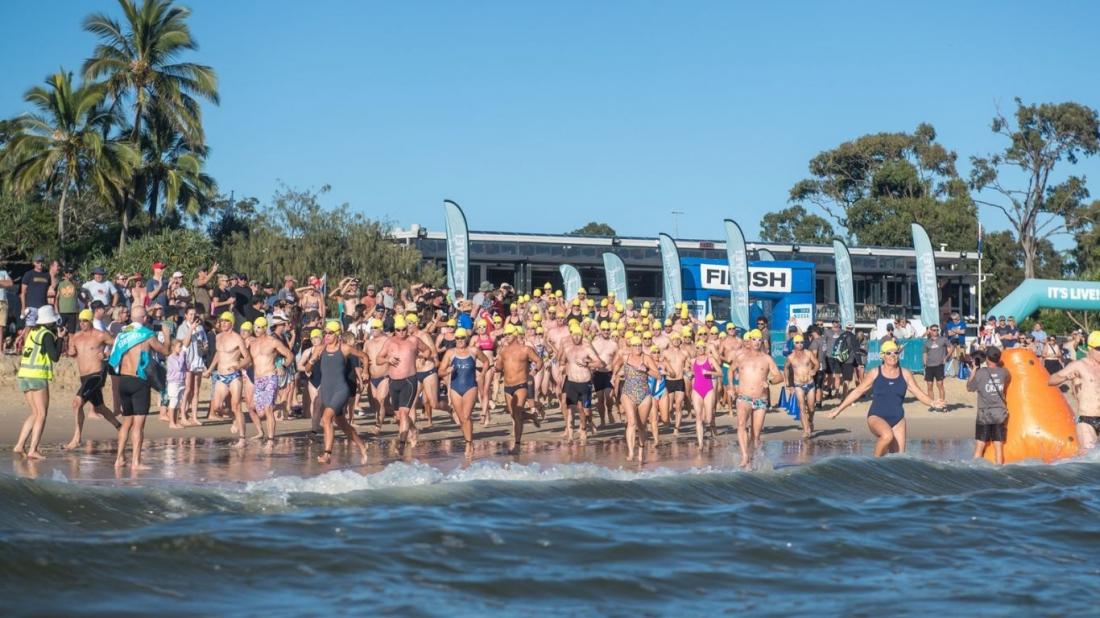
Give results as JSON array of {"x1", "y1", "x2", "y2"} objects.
[{"x1": 984, "y1": 348, "x2": 1079, "y2": 464}]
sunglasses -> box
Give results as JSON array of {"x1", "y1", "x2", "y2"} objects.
[{"x1": 883, "y1": 351, "x2": 899, "y2": 357}]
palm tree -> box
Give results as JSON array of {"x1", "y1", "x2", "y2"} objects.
[
  {"x1": 83, "y1": 0, "x2": 218, "y2": 237},
  {"x1": 139, "y1": 108, "x2": 217, "y2": 224},
  {"x1": 3, "y1": 71, "x2": 138, "y2": 256}
]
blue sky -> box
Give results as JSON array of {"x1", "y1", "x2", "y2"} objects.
[{"x1": 3, "y1": 1, "x2": 1099, "y2": 247}]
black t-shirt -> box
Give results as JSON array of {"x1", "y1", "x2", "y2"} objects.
[
  {"x1": 243, "y1": 305, "x2": 264, "y2": 323},
  {"x1": 212, "y1": 288, "x2": 232, "y2": 314},
  {"x1": 21, "y1": 269, "x2": 51, "y2": 309},
  {"x1": 229, "y1": 285, "x2": 253, "y2": 315}
]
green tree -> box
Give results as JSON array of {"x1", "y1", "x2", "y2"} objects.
[
  {"x1": 969, "y1": 99, "x2": 1100, "y2": 278},
  {"x1": 83, "y1": 0, "x2": 219, "y2": 242},
  {"x1": 219, "y1": 185, "x2": 442, "y2": 289},
  {"x1": 980, "y1": 229, "x2": 1064, "y2": 308},
  {"x1": 758, "y1": 205, "x2": 836, "y2": 244},
  {"x1": 3, "y1": 71, "x2": 137, "y2": 257},
  {"x1": 790, "y1": 123, "x2": 977, "y2": 249},
  {"x1": 568, "y1": 222, "x2": 617, "y2": 236},
  {"x1": 137, "y1": 108, "x2": 217, "y2": 224},
  {"x1": 81, "y1": 226, "x2": 216, "y2": 282}
]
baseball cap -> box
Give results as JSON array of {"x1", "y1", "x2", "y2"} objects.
[
  {"x1": 152, "y1": 261, "x2": 165, "y2": 270},
  {"x1": 32, "y1": 254, "x2": 44, "y2": 262},
  {"x1": 91, "y1": 266, "x2": 106, "y2": 275},
  {"x1": 171, "y1": 271, "x2": 183, "y2": 278},
  {"x1": 479, "y1": 281, "x2": 493, "y2": 292}
]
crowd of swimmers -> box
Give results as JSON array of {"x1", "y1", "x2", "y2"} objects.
[{"x1": 7, "y1": 260, "x2": 1100, "y2": 471}]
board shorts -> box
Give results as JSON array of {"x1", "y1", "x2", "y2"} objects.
[
  {"x1": 77, "y1": 371, "x2": 107, "y2": 406},
  {"x1": 839, "y1": 363, "x2": 854, "y2": 382},
  {"x1": 252, "y1": 374, "x2": 278, "y2": 411},
  {"x1": 18, "y1": 377, "x2": 48, "y2": 393},
  {"x1": 666, "y1": 378, "x2": 685, "y2": 394},
  {"x1": 924, "y1": 364, "x2": 945, "y2": 381},
  {"x1": 975, "y1": 422, "x2": 1007, "y2": 442}
]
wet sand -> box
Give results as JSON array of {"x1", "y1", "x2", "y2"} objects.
[{"x1": 0, "y1": 374, "x2": 983, "y2": 479}]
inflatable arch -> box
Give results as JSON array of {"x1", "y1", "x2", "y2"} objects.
[{"x1": 986, "y1": 279, "x2": 1100, "y2": 321}]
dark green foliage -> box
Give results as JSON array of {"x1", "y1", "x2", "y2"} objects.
[
  {"x1": 568, "y1": 222, "x2": 617, "y2": 237},
  {"x1": 758, "y1": 205, "x2": 836, "y2": 244}
]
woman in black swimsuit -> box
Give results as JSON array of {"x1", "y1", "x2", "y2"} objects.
[{"x1": 303, "y1": 321, "x2": 372, "y2": 465}]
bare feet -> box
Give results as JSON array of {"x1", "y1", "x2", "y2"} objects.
[
  {"x1": 317, "y1": 451, "x2": 331, "y2": 464},
  {"x1": 131, "y1": 463, "x2": 152, "y2": 471},
  {"x1": 249, "y1": 432, "x2": 265, "y2": 442},
  {"x1": 62, "y1": 439, "x2": 81, "y2": 451},
  {"x1": 12, "y1": 447, "x2": 24, "y2": 456},
  {"x1": 358, "y1": 446, "x2": 369, "y2": 465},
  {"x1": 115, "y1": 458, "x2": 126, "y2": 468},
  {"x1": 169, "y1": 423, "x2": 183, "y2": 429},
  {"x1": 25, "y1": 451, "x2": 45, "y2": 460},
  {"x1": 233, "y1": 438, "x2": 247, "y2": 448}
]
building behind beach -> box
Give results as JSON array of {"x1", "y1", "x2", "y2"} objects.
[{"x1": 392, "y1": 226, "x2": 979, "y2": 328}]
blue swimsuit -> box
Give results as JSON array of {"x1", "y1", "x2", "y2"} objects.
[
  {"x1": 450, "y1": 353, "x2": 477, "y2": 396},
  {"x1": 868, "y1": 369, "x2": 907, "y2": 427}
]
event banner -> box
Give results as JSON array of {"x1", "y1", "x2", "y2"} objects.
[
  {"x1": 832, "y1": 239, "x2": 856, "y2": 328},
  {"x1": 911, "y1": 223, "x2": 940, "y2": 328},
  {"x1": 560, "y1": 264, "x2": 582, "y2": 300},
  {"x1": 601, "y1": 252, "x2": 628, "y2": 300},
  {"x1": 443, "y1": 200, "x2": 469, "y2": 299},
  {"x1": 723, "y1": 220, "x2": 751, "y2": 330},
  {"x1": 756, "y1": 248, "x2": 776, "y2": 261},
  {"x1": 658, "y1": 233, "x2": 683, "y2": 314}
]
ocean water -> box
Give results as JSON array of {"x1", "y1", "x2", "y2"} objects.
[{"x1": 1, "y1": 440, "x2": 1098, "y2": 616}]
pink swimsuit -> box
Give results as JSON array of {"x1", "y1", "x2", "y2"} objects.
[{"x1": 692, "y1": 359, "x2": 714, "y2": 398}]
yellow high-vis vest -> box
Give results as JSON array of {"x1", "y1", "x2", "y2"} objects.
[{"x1": 17, "y1": 327, "x2": 54, "y2": 380}]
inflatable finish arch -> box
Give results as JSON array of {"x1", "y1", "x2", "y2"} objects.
[{"x1": 985, "y1": 279, "x2": 1100, "y2": 321}]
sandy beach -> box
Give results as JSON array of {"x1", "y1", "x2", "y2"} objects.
[{"x1": 0, "y1": 356, "x2": 983, "y2": 468}]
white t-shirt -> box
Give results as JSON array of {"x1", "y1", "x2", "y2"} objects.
[{"x1": 82, "y1": 280, "x2": 117, "y2": 306}]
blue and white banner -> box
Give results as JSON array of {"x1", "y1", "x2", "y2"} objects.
[
  {"x1": 911, "y1": 223, "x2": 940, "y2": 328},
  {"x1": 560, "y1": 264, "x2": 582, "y2": 300},
  {"x1": 756, "y1": 248, "x2": 776, "y2": 261},
  {"x1": 832, "y1": 239, "x2": 856, "y2": 328},
  {"x1": 601, "y1": 252, "x2": 628, "y2": 300},
  {"x1": 723, "y1": 220, "x2": 750, "y2": 330},
  {"x1": 658, "y1": 233, "x2": 682, "y2": 315},
  {"x1": 443, "y1": 200, "x2": 469, "y2": 299}
]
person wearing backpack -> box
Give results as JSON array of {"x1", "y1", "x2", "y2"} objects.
[{"x1": 831, "y1": 322, "x2": 858, "y2": 401}]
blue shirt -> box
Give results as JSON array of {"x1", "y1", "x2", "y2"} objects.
[
  {"x1": 944, "y1": 319, "x2": 967, "y2": 345},
  {"x1": 146, "y1": 277, "x2": 169, "y2": 310},
  {"x1": 1031, "y1": 329, "x2": 1047, "y2": 343}
]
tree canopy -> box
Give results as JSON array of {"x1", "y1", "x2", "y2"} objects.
[
  {"x1": 788, "y1": 123, "x2": 977, "y2": 249},
  {"x1": 969, "y1": 98, "x2": 1100, "y2": 278},
  {"x1": 758, "y1": 205, "x2": 836, "y2": 244},
  {"x1": 568, "y1": 222, "x2": 617, "y2": 236}
]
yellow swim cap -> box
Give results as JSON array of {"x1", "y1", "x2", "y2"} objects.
[
  {"x1": 881, "y1": 340, "x2": 899, "y2": 354},
  {"x1": 510, "y1": 303, "x2": 518, "y2": 310},
  {"x1": 586, "y1": 299, "x2": 595, "y2": 307},
  {"x1": 572, "y1": 299, "x2": 581, "y2": 306},
  {"x1": 569, "y1": 324, "x2": 583, "y2": 336},
  {"x1": 705, "y1": 313, "x2": 714, "y2": 321},
  {"x1": 324, "y1": 320, "x2": 341, "y2": 333},
  {"x1": 643, "y1": 331, "x2": 653, "y2": 338},
  {"x1": 615, "y1": 302, "x2": 624, "y2": 312},
  {"x1": 254, "y1": 316, "x2": 268, "y2": 329},
  {"x1": 612, "y1": 312, "x2": 622, "y2": 320},
  {"x1": 709, "y1": 326, "x2": 718, "y2": 334},
  {"x1": 1089, "y1": 331, "x2": 1100, "y2": 348},
  {"x1": 394, "y1": 315, "x2": 408, "y2": 330},
  {"x1": 447, "y1": 318, "x2": 456, "y2": 327},
  {"x1": 642, "y1": 301, "x2": 651, "y2": 309},
  {"x1": 310, "y1": 328, "x2": 322, "y2": 338},
  {"x1": 793, "y1": 334, "x2": 804, "y2": 343},
  {"x1": 543, "y1": 282, "x2": 552, "y2": 289},
  {"x1": 719, "y1": 332, "x2": 727, "y2": 339},
  {"x1": 476, "y1": 318, "x2": 488, "y2": 328},
  {"x1": 455, "y1": 327, "x2": 469, "y2": 338},
  {"x1": 536, "y1": 326, "x2": 545, "y2": 334},
  {"x1": 405, "y1": 313, "x2": 419, "y2": 323},
  {"x1": 652, "y1": 320, "x2": 661, "y2": 330},
  {"x1": 554, "y1": 290, "x2": 563, "y2": 297},
  {"x1": 370, "y1": 318, "x2": 383, "y2": 328},
  {"x1": 725, "y1": 322, "x2": 735, "y2": 330},
  {"x1": 492, "y1": 314, "x2": 502, "y2": 322},
  {"x1": 219, "y1": 311, "x2": 235, "y2": 323},
  {"x1": 744, "y1": 329, "x2": 762, "y2": 341},
  {"x1": 240, "y1": 321, "x2": 253, "y2": 331},
  {"x1": 625, "y1": 330, "x2": 635, "y2": 338},
  {"x1": 600, "y1": 299, "x2": 609, "y2": 307},
  {"x1": 681, "y1": 326, "x2": 693, "y2": 337},
  {"x1": 533, "y1": 289, "x2": 542, "y2": 297},
  {"x1": 650, "y1": 345, "x2": 660, "y2": 353},
  {"x1": 664, "y1": 319, "x2": 673, "y2": 327},
  {"x1": 626, "y1": 299, "x2": 634, "y2": 306},
  {"x1": 629, "y1": 336, "x2": 642, "y2": 346},
  {"x1": 599, "y1": 321, "x2": 610, "y2": 330},
  {"x1": 640, "y1": 308, "x2": 649, "y2": 317},
  {"x1": 78, "y1": 309, "x2": 93, "y2": 321},
  {"x1": 504, "y1": 324, "x2": 517, "y2": 335}
]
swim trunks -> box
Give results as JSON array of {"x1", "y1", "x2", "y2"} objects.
[
  {"x1": 665, "y1": 378, "x2": 685, "y2": 393},
  {"x1": 592, "y1": 370, "x2": 613, "y2": 392},
  {"x1": 77, "y1": 371, "x2": 107, "y2": 406},
  {"x1": 118, "y1": 375, "x2": 152, "y2": 416},
  {"x1": 975, "y1": 422, "x2": 1007, "y2": 442},
  {"x1": 389, "y1": 376, "x2": 417, "y2": 409},
  {"x1": 252, "y1": 374, "x2": 278, "y2": 411},
  {"x1": 736, "y1": 393, "x2": 767, "y2": 410},
  {"x1": 504, "y1": 383, "x2": 527, "y2": 397},
  {"x1": 564, "y1": 380, "x2": 592, "y2": 407},
  {"x1": 793, "y1": 382, "x2": 815, "y2": 394},
  {"x1": 214, "y1": 370, "x2": 241, "y2": 385}
]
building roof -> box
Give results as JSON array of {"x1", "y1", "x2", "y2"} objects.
[{"x1": 390, "y1": 225, "x2": 979, "y2": 261}]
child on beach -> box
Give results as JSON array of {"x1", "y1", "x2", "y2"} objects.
[
  {"x1": 164, "y1": 339, "x2": 186, "y2": 429},
  {"x1": 967, "y1": 347, "x2": 1010, "y2": 464}
]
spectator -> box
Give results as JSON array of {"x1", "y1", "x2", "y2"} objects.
[
  {"x1": 893, "y1": 316, "x2": 915, "y2": 339},
  {"x1": 922, "y1": 324, "x2": 949, "y2": 404},
  {"x1": 113, "y1": 272, "x2": 134, "y2": 307},
  {"x1": 879, "y1": 323, "x2": 896, "y2": 343},
  {"x1": 998, "y1": 316, "x2": 1019, "y2": 348},
  {"x1": 191, "y1": 263, "x2": 218, "y2": 315},
  {"x1": 106, "y1": 304, "x2": 129, "y2": 336},
  {"x1": 83, "y1": 267, "x2": 119, "y2": 307},
  {"x1": 210, "y1": 274, "x2": 234, "y2": 317},
  {"x1": 20, "y1": 255, "x2": 51, "y2": 311},
  {"x1": 1031, "y1": 321, "x2": 1048, "y2": 344},
  {"x1": 381, "y1": 279, "x2": 395, "y2": 310},
  {"x1": 147, "y1": 261, "x2": 169, "y2": 310},
  {"x1": 169, "y1": 271, "x2": 191, "y2": 314},
  {"x1": 275, "y1": 275, "x2": 298, "y2": 306},
  {"x1": 0, "y1": 266, "x2": 12, "y2": 351},
  {"x1": 55, "y1": 265, "x2": 80, "y2": 335}
]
